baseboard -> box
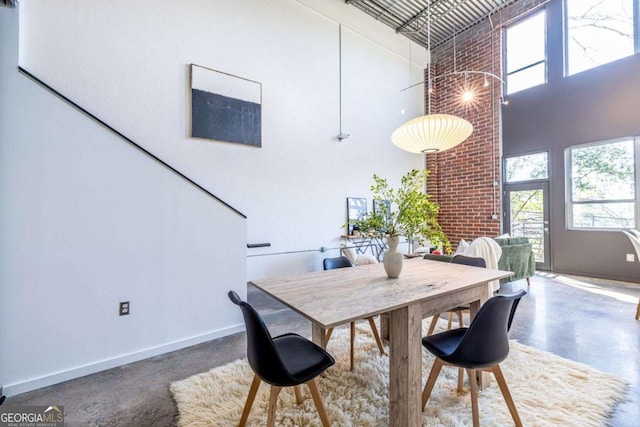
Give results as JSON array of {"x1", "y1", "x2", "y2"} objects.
[{"x1": 2, "y1": 323, "x2": 244, "y2": 397}]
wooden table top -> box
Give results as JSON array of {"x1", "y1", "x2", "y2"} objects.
[{"x1": 250, "y1": 258, "x2": 513, "y2": 328}]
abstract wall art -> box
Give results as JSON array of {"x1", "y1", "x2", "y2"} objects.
[
  {"x1": 190, "y1": 64, "x2": 262, "y2": 147},
  {"x1": 346, "y1": 197, "x2": 367, "y2": 235}
]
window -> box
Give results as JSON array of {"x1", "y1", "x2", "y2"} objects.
[
  {"x1": 565, "y1": 0, "x2": 635, "y2": 75},
  {"x1": 505, "y1": 152, "x2": 549, "y2": 183},
  {"x1": 566, "y1": 138, "x2": 637, "y2": 229},
  {"x1": 505, "y1": 11, "x2": 546, "y2": 94}
]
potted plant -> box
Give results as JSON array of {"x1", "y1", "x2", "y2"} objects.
[{"x1": 351, "y1": 169, "x2": 450, "y2": 277}]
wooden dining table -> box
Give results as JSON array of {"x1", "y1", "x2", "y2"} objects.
[{"x1": 249, "y1": 257, "x2": 512, "y2": 427}]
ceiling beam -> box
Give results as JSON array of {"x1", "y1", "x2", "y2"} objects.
[
  {"x1": 348, "y1": 0, "x2": 408, "y2": 27},
  {"x1": 396, "y1": 0, "x2": 450, "y2": 33}
]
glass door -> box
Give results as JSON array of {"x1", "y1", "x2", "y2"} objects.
[{"x1": 504, "y1": 182, "x2": 550, "y2": 270}]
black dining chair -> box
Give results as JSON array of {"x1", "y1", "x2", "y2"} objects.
[
  {"x1": 228, "y1": 291, "x2": 335, "y2": 427},
  {"x1": 421, "y1": 290, "x2": 527, "y2": 427},
  {"x1": 322, "y1": 256, "x2": 386, "y2": 370},
  {"x1": 450, "y1": 254, "x2": 487, "y2": 268},
  {"x1": 426, "y1": 255, "x2": 487, "y2": 335},
  {"x1": 322, "y1": 256, "x2": 353, "y2": 270}
]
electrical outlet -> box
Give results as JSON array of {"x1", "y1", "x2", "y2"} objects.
[
  {"x1": 626, "y1": 253, "x2": 635, "y2": 262},
  {"x1": 119, "y1": 301, "x2": 130, "y2": 316}
]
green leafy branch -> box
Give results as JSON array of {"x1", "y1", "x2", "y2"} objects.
[{"x1": 349, "y1": 169, "x2": 450, "y2": 252}]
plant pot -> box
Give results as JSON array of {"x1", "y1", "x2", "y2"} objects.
[{"x1": 383, "y1": 236, "x2": 403, "y2": 278}]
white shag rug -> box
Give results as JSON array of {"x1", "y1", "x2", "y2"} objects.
[{"x1": 171, "y1": 319, "x2": 627, "y2": 426}]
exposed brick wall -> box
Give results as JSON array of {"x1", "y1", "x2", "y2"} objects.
[{"x1": 426, "y1": 0, "x2": 546, "y2": 249}]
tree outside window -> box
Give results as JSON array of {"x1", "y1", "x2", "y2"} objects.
[
  {"x1": 505, "y1": 152, "x2": 549, "y2": 183},
  {"x1": 566, "y1": 0, "x2": 635, "y2": 75},
  {"x1": 567, "y1": 139, "x2": 636, "y2": 229}
]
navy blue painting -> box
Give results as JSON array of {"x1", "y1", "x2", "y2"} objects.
[{"x1": 190, "y1": 64, "x2": 262, "y2": 147}]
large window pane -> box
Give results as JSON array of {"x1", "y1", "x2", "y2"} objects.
[
  {"x1": 506, "y1": 13, "x2": 546, "y2": 72},
  {"x1": 506, "y1": 11, "x2": 546, "y2": 94},
  {"x1": 567, "y1": 138, "x2": 637, "y2": 230},
  {"x1": 570, "y1": 140, "x2": 635, "y2": 201},
  {"x1": 566, "y1": 0, "x2": 634, "y2": 75},
  {"x1": 505, "y1": 152, "x2": 549, "y2": 182}
]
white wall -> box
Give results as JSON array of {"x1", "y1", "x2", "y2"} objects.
[
  {"x1": 1, "y1": 6, "x2": 246, "y2": 395},
  {"x1": 18, "y1": 0, "x2": 427, "y2": 278},
  {"x1": 1, "y1": 0, "x2": 427, "y2": 394}
]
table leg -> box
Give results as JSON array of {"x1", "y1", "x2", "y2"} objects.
[
  {"x1": 380, "y1": 312, "x2": 390, "y2": 344},
  {"x1": 389, "y1": 303, "x2": 422, "y2": 427},
  {"x1": 468, "y1": 282, "x2": 491, "y2": 320},
  {"x1": 468, "y1": 299, "x2": 482, "y2": 319},
  {"x1": 311, "y1": 323, "x2": 329, "y2": 349}
]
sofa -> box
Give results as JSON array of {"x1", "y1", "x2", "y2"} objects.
[{"x1": 423, "y1": 236, "x2": 535, "y2": 284}]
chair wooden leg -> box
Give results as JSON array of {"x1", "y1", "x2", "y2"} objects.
[
  {"x1": 457, "y1": 367, "x2": 464, "y2": 392},
  {"x1": 492, "y1": 365, "x2": 523, "y2": 427},
  {"x1": 325, "y1": 327, "x2": 334, "y2": 343},
  {"x1": 293, "y1": 385, "x2": 303, "y2": 405},
  {"x1": 467, "y1": 368, "x2": 480, "y2": 427},
  {"x1": 350, "y1": 321, "x2": 355, "y2": 371},
  {"x1": 266, "y1": 386, "x2": 282, "y2": 427},
  {"x1": 526, "y1": 277, "x2": 531, "y2": 286},
  {"x1": 447, "y1": 312, "x2": 453, "y2": 329},
  {"x1": 422, "y1": 358, "x2": 444, "y2": 410},
  {"x1": 367, "y1": 317, "x2": 386, "y2": 355},
  {"x1": 239, "y1": 374, "x2": 261, "y2": 427},
  {"x1": 427, "y1": 314, "x2": 440, "y2": 335},
  {"x1": 306, "y1": 378, "x2": 331, "y2": 427},
  {"x1": 636, "y1": 298, "x2": 640, "y2": 320},
  {"x1": 456, "y1": 310, "x2": 464, "y2": 328}
]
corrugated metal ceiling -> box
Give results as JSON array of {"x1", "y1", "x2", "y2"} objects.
[{"x1": 347, "y1": 0, "x2": 520, "y2": 49}]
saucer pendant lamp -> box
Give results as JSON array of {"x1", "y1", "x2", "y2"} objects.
[
  {"x1": 392, "y1": 1, "x2": 473, "y2": 154},
  {"x1": 392, "y1": 114, "x2": 473, "y2": 153}
]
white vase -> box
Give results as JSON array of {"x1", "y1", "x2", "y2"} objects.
[{"x1": 383, "y1": 236, "x2": 403, "y2": 278}]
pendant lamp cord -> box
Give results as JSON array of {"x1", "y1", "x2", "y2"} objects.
[
  {"x1": 427, "y1": 2, "x2": 432, "y2": 115},
  {"x1": 339, "y1": 24, "x2": 343, "y2": 135}
]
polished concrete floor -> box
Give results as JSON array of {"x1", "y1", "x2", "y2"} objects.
[{"x1": 4, "y1": 272, "x2": 640, "y2": 426}]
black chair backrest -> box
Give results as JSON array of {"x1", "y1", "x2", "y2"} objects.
[
  {"x1": 323, "y1": 256, "x2": 353, "y2": 270},
  {"x1": 450, "y1": 254, "x2": 487, "y2": 268},
  {"x1": 507, "y1": 293, "x2": 522, "y2": 332},
  {"x1": 228, "y1": 291, "x2": 292, "y2": 385},
  {"x1": 452, "y1": 253, "x2": 520, "y2": 331},
  {"x1": 450, "y1": 290, "x2": 526, "y2": 368}
]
